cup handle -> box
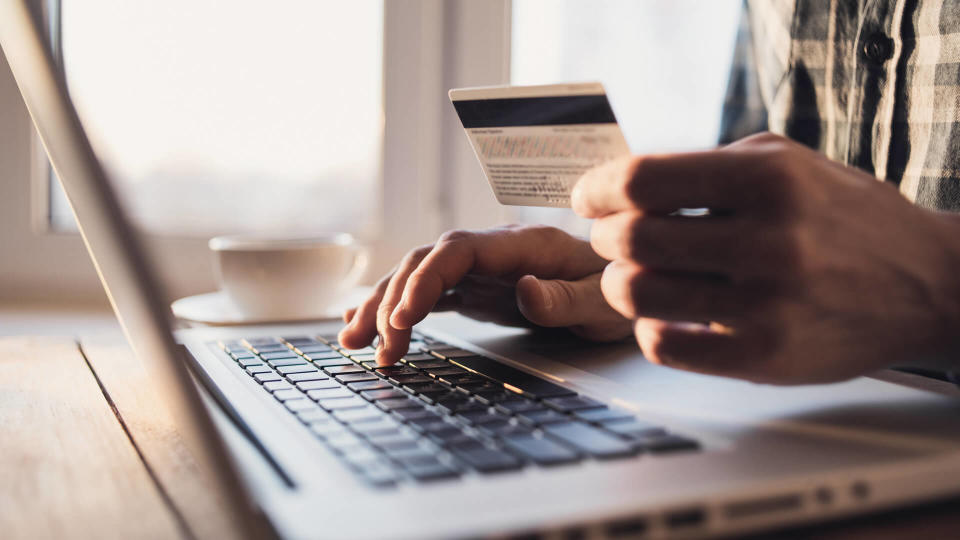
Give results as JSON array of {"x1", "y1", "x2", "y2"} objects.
[{"x1": 342, "y1": 246, "x2": 369, "y2": 290}]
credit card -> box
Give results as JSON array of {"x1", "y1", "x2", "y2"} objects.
[{"x1": 449, "y1": 82, "x2": 630, "y2": 207}]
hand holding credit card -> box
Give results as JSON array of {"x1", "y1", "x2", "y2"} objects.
[{"x1": 450, "y1": 82, "x2": 630, "y2": 208}]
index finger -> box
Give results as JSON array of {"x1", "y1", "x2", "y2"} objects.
[{"x1": 571, "y1": 149, "x2": 757, "y2": 218}]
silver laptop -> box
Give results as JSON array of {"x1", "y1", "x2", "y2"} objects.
[{"x1": 5, "y1": 2, "x2": 960, "y2": 538}]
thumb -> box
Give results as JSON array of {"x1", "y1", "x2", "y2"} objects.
[{"x1": 516, "y1": 273, "x2": 608, "y2": 328}]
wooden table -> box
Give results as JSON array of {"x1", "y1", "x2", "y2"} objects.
[{"x1": 2, "y1": 332, "x2": 959, "y2": 539}]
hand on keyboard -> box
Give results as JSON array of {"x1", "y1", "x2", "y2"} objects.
[{"x1": 338, "y1": 225, "x2": 632, "y2": 365}]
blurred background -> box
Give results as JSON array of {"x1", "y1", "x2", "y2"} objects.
[{"x1": 0, "y1": 0, "x2": 740, "y2": 307}]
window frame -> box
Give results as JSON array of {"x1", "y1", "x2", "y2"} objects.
[{"x1": 1, "y1": 0, "x2": 513, "y2": 304}]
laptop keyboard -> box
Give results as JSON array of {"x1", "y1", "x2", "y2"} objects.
[{"x1": 215, "y1": 333, "x2": 699, "y2": 487}]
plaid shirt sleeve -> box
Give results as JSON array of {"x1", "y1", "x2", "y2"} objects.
[{"x1": 717, "y1": 1, "x2": 768, "y2": 145}]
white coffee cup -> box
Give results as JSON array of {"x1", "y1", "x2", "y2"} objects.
[{"x1": 208, "y1": 233, "x2": 368, "y2": 319}]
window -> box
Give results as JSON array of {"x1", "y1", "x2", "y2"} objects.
[
  {"x1": 12, "y1": 1, "x2": 743, "y2": 301},
  {"x1": 57, "y1": 0, "x2": 383, "y2": 238}
]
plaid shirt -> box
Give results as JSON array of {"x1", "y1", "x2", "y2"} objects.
[{"x1": 720, "y1": 0, "x2": 960, "y2": 212}]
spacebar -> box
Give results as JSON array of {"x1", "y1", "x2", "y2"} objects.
[{"x1": 448, "y1": 356, "x2": 575, "y2": 399}]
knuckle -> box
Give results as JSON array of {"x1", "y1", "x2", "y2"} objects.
[
  {"x1": 410, "y1": 244, "x2": 434, "y2": 260},
  {"x1": 406, "y1": 266, "x2": 429, "y2": 288},
  {"x1": 438, "y1": 229, "x2": 473, "y2": 245},
  {"x1": 520, "y1": 224, "x2": 565, "y2": 241},
  {"x1": 401, "y1": 246, "x2": 430, "y2": 268},
  {"x1": 376, "y1": 302, "x2": 395, "y2": 323},
  {"x1": 742, "y1": 131, "x2": 787, "y2": 147}
]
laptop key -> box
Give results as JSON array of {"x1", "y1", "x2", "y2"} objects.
[
  {"x1": 260, "y1": 351, "x2": 300, "y2": 360},
  {"x1": 407, "y1": 360, "x2": 452, "y2": 370},
  {"x1": 476, "y1": 420, "x2": 534, "y2": 438},
  {"x1": 333, "y1": 406, "x2": 385, "y2": 424},
  {"x1": 435, "y1": 397, "x2": 485, "y2": 414},
  {"x1": 318, "y1": 396, "x2": 368, "y2": 411},
  {"x1": 236, "y1": 358, "x2": 263, "y2": 368},
  {"x1": 426, "y1": 426, "x2": 470, "y2": 444},
  {"x1": 449, "y1": 444, "x2": 523, "y2": 473},
  {"x1": 543, "y1": 422, "x2": 637, "y2": 459},
  {"x1": 515, "y1": 409, "x2": 570, "y2": 426},
  {"x1": 282, "y1": 336, "x2": 319, "y2": 344},
  {"x1": 304, "y1": 352, "x2": 348, "y2": 362},
  {"x1": 253, "y1": 372, "x2": 283, "y2": 383},
  {"x1": 403, "y1": 461, "x2": 460, "y2": 482},
  {"x1": 437, "y1": 374, "x2": 487, "y2": 386},
  {"x1": 295, "y1": 344, "x2": 342, "y2": 358},
  {"x1": 574, "y1": 408, "x2": 635, "y2": 424},
  {"x1": 287, "y1": 371, "x2": 330, "y2": 383},
  {"x1": 294, "y1": 343, "x2": 331, "y2": 352},
  {"x1": 631, "y1": 433, "x2": 700, "y2": 453},
  {"x1": 296, "y1": 379, "x2": 340, "y2": 391},
  {"x1": 392, "y1": 406, "x2": 441, "y2": 420},
  {"x1": 375, "y1": 397, "x2": 423, "y2": 411},
  {"x1": 602, "y1": 419, "x2": 667, "y2": 438},
  {"x1": 471, "y1": 390, "x2": 518, "y2": 405},
  {"x1": 502, "y1": 433, "x2": 580, "y2": 466},
  {"x1": 357, "y1": 461, "x2": 400, "y2": 487},
  {"x1": 351, "y1": 419, "x2": 403, "y2": 438},
  {"x1": 458, "y1": 410, "x2": 510, "y2": 425},
  {"x1": 494, "y1": 399, "x2": 544, "y2": 415},
  {"x1": 252, "y1": 344, "x2": 290, "y2": 354},
  {"x1": 402, "y1": 381, "x2": 447, "y2": 395},
  {"x1": 390, "y1": 374, "x2": 434, "y2": 386},
  {"x1": 432, "y1": 348, "x2": 478, "y2": 359},
  {"x1": 246, "y1": 365, "x2": 273, "y2": 375},
  {"x1": 348, "y1": 380, "x2": 393, "y2": 392},
  {"x1": 277, "y1": 364, "x2": 319, "y2": 375},
  {"x1": 285, "y1": 399, "x2": 320, "y2": 413},
  {"x1": 263, "y1": 381, "x2": 294, "y2": 392},
  {"x1": 296, "y1": 408, "x2": 332, "y2": 423},
  {"x1": 273, "y1": 389, "x2": 306, "y2": 401},
  {"x1": 544, "y1": 396, "x2": 605, "y2": 413},
  {"x1": 360, "y1": 389, "x2": 408, "y2": 401},
  {"x1": 376, "y1": 366, "x2": 418, "y2": 376},
  {"x1": 307, "y1": 388, "x2": 354, "y2": 401},
  {"x1": 324, "y1": 365, "x2": 365, "y2": 376},
  {"x1": 309, "y1": 421, "x2": 351, "y2": 440},
  {"x1": 408, "y1": 416, "x2": 457, "y2": 432},
  {"x1": 267, "y1": 358, "x2": 308, "y2": 368},
  {"x1": 335, "y1": 373, "x2": 378, "y2": 384},
  {"x1": 244, "y1": 337, "x2": 279, "y2": 345},
  {"x1": 368, "y1": 433, "x2": 422, "y2": 451}
]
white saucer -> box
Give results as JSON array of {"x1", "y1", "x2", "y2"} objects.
[{"x1": 171, "y1": 287, "x2": 372, "y2": 326}]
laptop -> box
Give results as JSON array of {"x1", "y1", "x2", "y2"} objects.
[{"x1": 5, "y1": 2, "x2": 960, "y2": 538}]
